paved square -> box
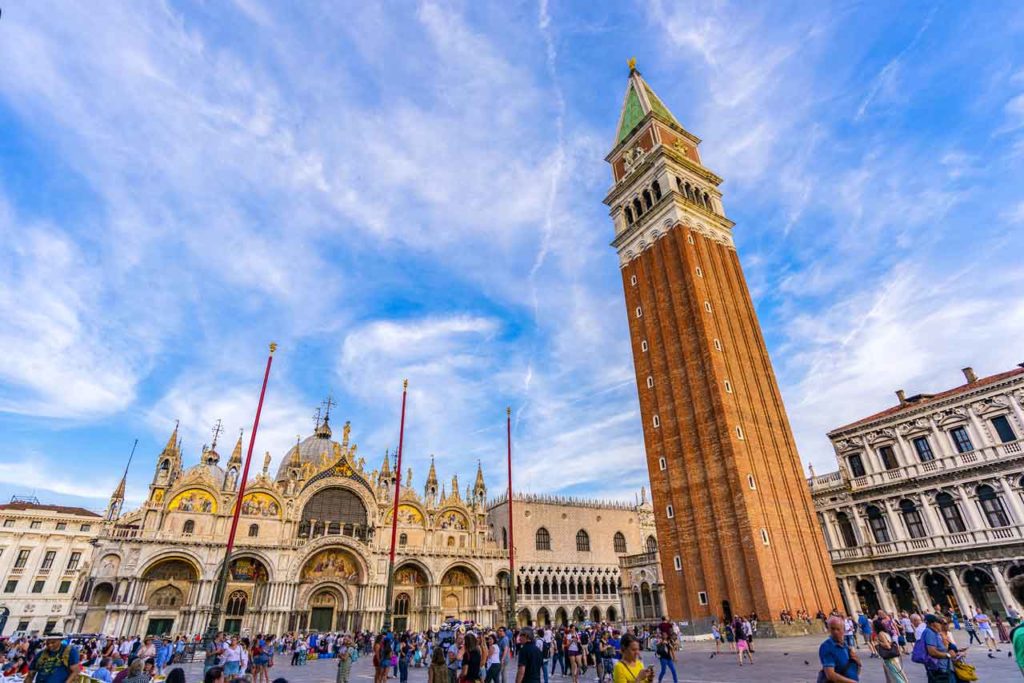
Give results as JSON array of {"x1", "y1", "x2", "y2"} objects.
[{"x1": 167, "y1": 635, "x2": 1018, "y2": 683}]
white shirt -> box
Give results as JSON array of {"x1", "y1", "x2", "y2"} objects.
[
  {"x1": 914, "y1": 624, "x2": 927, "y2": 640},
  {"x1": 222, "y1": 644, "x2": 243, "y2": 664},
  {"x1": 486, "y1": 644, "x2": 500, "y2": 666}
]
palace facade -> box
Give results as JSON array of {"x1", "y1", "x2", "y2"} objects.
[
  {"x1": 810, "y1": 365, "x2": 1024, "y2": 618},
  {"x1": 0, "y1": 500, "x2": 101, "y2": 636},
  {"x1": 71, "y1": 414, "x2": 655, "y2": 637}
]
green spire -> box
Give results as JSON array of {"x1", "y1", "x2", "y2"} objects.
[{"x1": 614, "y1": 63, "x2": 683, "y2": 146}]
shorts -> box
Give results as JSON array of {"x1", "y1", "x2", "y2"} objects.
[
  {"x1": 255, "y1": 655, "x2": 270, "y2": 666},
  {"x1": 736, "y1": 639, "x2": 748, "y2": 651},
  {"x1": 224, "y1": 661, "x2": 241, "y2": 675}
]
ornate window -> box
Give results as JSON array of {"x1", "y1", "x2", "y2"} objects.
[
  {"x1": 977, "y1": 485, "x2": 1011, "y2": 527},
  {"x1": 936, "y1": 492, "x2": 967, "y2": 533},
  {"x1": 183, "y1": 520, "x2": 195, "y2": 535},
  {"x1": 576, "y1": 530, "x2": 590, "y2": 552},
  {"x1": 866, "y1": 505, "x2": 891, "y2": 543},
  {"x1": 836, "y1": 512, "x2": 857, "y2": 547},
  {"x1": 248, "y1": 524, "x2": 259, "y2": 538},
  {"x1": 301, "y1": 488, "x2": 368, "y2": 527},
  {"x1": 399, "y1": 533, "x2": 408, "y2": 547},
  {"x1": 950, "y1": 427, "x2": 974, "y2": 453},
  {"x1": 992, "y1": 416, "x2": 1017, "y2": 444},
  {"x1": 848, "y1": 454, "x2": 866, "y2": 478},
  {"x1": 225, "y1": 590, "x2": 247, "y2": 616},
  {"x1": 613, "y1": 532, "x2": 627, "y2": 553},
  {"x1": 535, "y1": 527, "x2": 551, "y2": 551},
  {"x1": 878, "y1": 446, "x2": 899, "y2": 470},
  {"x1": 899, "y1": 500, "x2": 927, "y2": 538},
  {"x1": 913, "y1": 437, "x2": 934, "y2": 462},
  {"x1": 646, "y1": 535, "x2": 657, "y2": 553}
]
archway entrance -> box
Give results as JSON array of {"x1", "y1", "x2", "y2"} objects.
[
  {"x1": 394, "y1": 593, "x2": 410, "y2": 633},
  {"x1": 855, "y1": 579, "x2": 880, "y2": 614},
  {"x1": 517, "y1": 608, "x2": 532, "y2": 627},
  {"x1": 590, "y1": 606, "x2": 602, "y2": 623},
  {"x1": 886, "y1": 576, "x2": 915, "y2": 612},
  {"x1": 394, "y1": 564, "x2": 428, "y2": 632},
  {"x1": 572, "y1": 606, "x2": 586, "y2": 624},
  {"x1": 300, "y1": 548, "x2": 360, "y2": 632},
  {"x1": 721, "y1": 600, "x2": 733, "y2": 624},
  {"x1": 607, "y1": 606, "x2": 617, "y2": 622},
  {"x1": 143, "y1": 558, "x2": 199, "y2": 636},
  {"x1": 536, "y1": 607, "x2": 551, "y2": 626},
  {"x1": 440, "y1": 566, "x2": 478, "y2": 622},
  {"x1": 83, "y1": 583, "x2": 113, "y2": 633},
  {"x1": 555, "y1": 607, "x2": 568, "y2": 626},
  {"x1": 924, "y1": 572, "x2": 955, "y2": 610},
  {"x1": 964, "y1": 569, "x2": 1000, "y2": 614}
]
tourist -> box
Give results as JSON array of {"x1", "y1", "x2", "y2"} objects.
[
  {"x1": 611, "y1": 634, "x2": 651, "y2": 683},
  {"x1": 654, "y1": 636, "x2": 676, "y2": 683},
  {"x1": 25, "y1": 634, "x2": 81, "y2": 683},
  {"x1": 92, "y1": 657, "x2": 114, "y2": 683},
  {"x1": 874, "y1": 631, "x2": 907, "y2": 683},
  {"x1": 963, "y1": 614, "x2": 980, "y2": 645},
  {"x1": 995, "y1": 612, "x2": 1011, "y2": 644},
  {"x1": 550, "y1": 631, "x2": 565, "y2": 677},
  {"x1": 972, "y1": 609, "x2": 998, "y2": 651},
  {"x1": 566, "y1": 626, "x2": 582, "y2": 683},
  {"x1": 843, "y1": 616, "x2": 856, "y2": 649},
  {"x1": 204, "y1": 666, "x2": 225, "y2": 683},
  {"x1": 709, "y1": 623, "x2": 721, "y2": 654},
  {"x1": 916, "y1": 614, "x2": 954, "y2": 683},
  {"x1": 485, "y1": 634, "x2": 502, "y2": 683},
  {"x1": 205, "y1": 633, "x2": 225, "y2": 672},
  {"x1": 221, "y1": 636, "x2": 243, "y2": 677},
  {"x1": 166, "y1": 668, "x2": 186, "y2": 683},
  {"x1": 734, "y1": 626, "x2": 753, "y2": 667},
  {"x1": 818, "y1": 615, "x2": 860, "y2": 682},
  {"x1": 253, "y1": 636, "x2": 271, "y2": 683},
  {"x1": 336, "y1": 638, "x2": 352, "y2": 683},
  {"x1": 515, "y1": 628, "x2": 542, "y2": 683},
  {"x1": 429, "y1": 644, "x2": 449, "y2": 683},
  {"x1": 462, "y1": 633, "x2": 484, "y2": 683},
  {"x1": 497, "y1": 627, "x2": 510, "y2": 683},
  {"x1": 121, "y1": 659, "x2": 150, "y2": 683},
  {"x1": 446, "y1": 633, "x2": 463, "y2": 683}
]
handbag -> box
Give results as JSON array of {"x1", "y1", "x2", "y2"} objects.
[{"x1": 952, "y1": 659, "x2": 977, "y2": 681}]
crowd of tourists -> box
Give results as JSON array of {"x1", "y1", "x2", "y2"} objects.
[{"x1": 816, "y1": 603, "x2": 1024, "y2": 682}]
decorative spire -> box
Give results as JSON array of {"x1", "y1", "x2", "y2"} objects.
[
  {"x1": 406, "y1": 467, "x2": 413, "y2": 488},
  {"x1": 451, "y1": 475, "x2": 460, "y2": 500},
  {"x1": 162, "y1": 421, "x2": 180, "y2": 455},
  {"x1": 342, "y1": 421, "x2": 351, "y2": 447},
  {"x1": 228, "y1": 429, "x2": 244, "y2": 466},
  {"x1": 112, "y1": 476, "x2": 126, "y2": 500},
  {"x1": 474, "y1": 460, "x2": 485, "y2": 491},
  {"x1": 426, "y1": 456, "x2": 438, "y2": 487},
  {"x1": 614, "y1": 63, "x2": 683, "y2": 145},
  {"x1": 289, "y1": 435, "x2": 302, "y2": 467},
  {"x1": 316, "y1": 395, "x2": 335, "y2": 438},
  {"x1": 380, "y1": 449, "x2": 391, "y2": 477}
]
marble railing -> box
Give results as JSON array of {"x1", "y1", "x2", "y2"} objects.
[{"x1": 829, "y1": 523, "x2": 1024, "y2": 563}]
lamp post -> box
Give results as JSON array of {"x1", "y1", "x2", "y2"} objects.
[
  {"x1": 505, "y1": 407, "x2": 517, "y2": 631},
  {"x1": 382, "y1": 379, "x2": 409, "y2": 634}
]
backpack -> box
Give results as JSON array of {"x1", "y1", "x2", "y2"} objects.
[{"x1": 911, "y1": 637, "x2": 934, "y2": 667}]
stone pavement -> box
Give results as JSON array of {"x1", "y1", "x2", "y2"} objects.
[{"x1": 168, "y1": 636, "x2": 1019, "y2": 683}]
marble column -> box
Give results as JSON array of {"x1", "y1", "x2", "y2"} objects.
[
  {"x1": 908, "y1": 572, "x2": 930, "y2": 612},
  {"x1": 875, "y1": 573, "x2": 897, "y2": 614},
  {"x1": 991, "y1": 564, "x2": 1017, "y2": 613},
  {"x1": 884, "y1": 499, "x2": 906, "y2": 541},
  {"x1": 948, "y1": 570, "x2": 973, "y2": 613},
  {"x1": 954, "y1": 485, "x2": 984, "y2": 530},
  {"x1": 998, "y1": 478, "x2": 1024, "y2": 525}
]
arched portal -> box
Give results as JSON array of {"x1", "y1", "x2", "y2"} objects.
[
  {"x1": 440, "y1": 566, "x2": 479, "y2": 622},
  {"x1": 393, "y1": 563, "x2": 428, "y2": 632},
  {"x1": 223, "y1": 556, "x2": 269, "y2": 633},
  {"x1": 607, "y1": 606, "x2": 617, "y2": 622},
  {"x1": 300, "y1": 548, "x2": 361, "y2": 632},
  {"x1": 308, "y1": 586, "x2": 347, "y2": 633},
  {"x1": 517, "y1": 608, "x2": 532, "y2": 627},
  {"x1": 536, "y1": 607, "x2": 551, "y2": 626},
  {"x1": 554, "y1": 607, "x2": 568, "y2": 626},
  {"x1": 855, "y1": 578, "x2": 881, "y2": 614},
  {"x1": 923, "y1": 572, "x2": 955, "y2": 610},
  {"x1": 886, "y1": 576, "x2": 916, "y2": 612},
  {"x1": 82, "y1": 582, "x2": 114, "y2": 633},
  {"x1": 640, "y1": 582, "x2": 654, "y2": 619},
  {"x1": 573, "y1": 606, "x2": 586, "y2": 623},
  {"x1": 590, "y1": 606, "x2": 602, "y2": 623},
  {"x1": 964, "y1": 568, "x2": 1000, "y2": 613},
  {"x1": 142, "y1": 558, "x2": 199, "y2": 636}
]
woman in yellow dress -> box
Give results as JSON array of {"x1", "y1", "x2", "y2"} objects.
[{"x1": 612, "y1": 635, "x2": 653, "y2": 683}]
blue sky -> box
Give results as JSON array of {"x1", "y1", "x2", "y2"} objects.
[{"x1": 1, "y1": 1, "x2": 1023, "y2": 512}]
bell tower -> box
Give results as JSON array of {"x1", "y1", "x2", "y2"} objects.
[{"x1": 604, "y1": 61, "x2": 839, "y2": 633}]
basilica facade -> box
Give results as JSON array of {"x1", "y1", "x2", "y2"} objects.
[{"x1": 71, "y1": 415, "x2": 655, "y2": 637}]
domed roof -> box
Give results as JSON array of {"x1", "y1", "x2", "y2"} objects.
[
  {"x1": 182, "y1": 446, "x2": 227, "y2": 487},
  {"x1": 274, "y1": 420, "x2": 339, "y2": 482}
]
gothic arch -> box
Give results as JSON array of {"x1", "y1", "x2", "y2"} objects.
[
  {"x1": 139, "y1": 552, "x2": 204, "y2": 582},
  {"x1": 440, "y1": 562, "x2": 483, "y2": 586},
  {"x1": 394, "y1": 558, "x2": 434, "y2": 586}
]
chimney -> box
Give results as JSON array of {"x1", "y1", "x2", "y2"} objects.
[
  {"x1": 962, "y1": 367, "x2": 978, "y2": 384},
  {"x1": 895, "y1": 389, "x2": 907, "y2": 405}
]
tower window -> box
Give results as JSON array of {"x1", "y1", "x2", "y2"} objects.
[
  {"x1": 658, "y1": 457, "x2": 667, "y2": 471},
  {"x1": 704, "y1": 301, "x2": 712, "y2": 313},
  {"x1": 747, "y1": 474, "x2": 756, "y2": 490},
  {"x1": 666, "y1": 505, "x2": 674, "y2": 518},
  {"x1": 635, "y1": 306, "x2": 643, "y2": 318},
  {"x1": 735, "y1": 426, "x2": 744, "y2": 440},
  {"x1": 696, "y1": 267, "x2": 703, "y2": 277},
  {"x1": 646, "y1": 376, "x2": 654, "y2": 388},
  {"x1": 642, "y1": 189, "x2": 653, "y2": 210},
  {"x1": 697, "y1": 591, "x2": 708, "y2": 605},
  {"x1": 630, "y1": 274, "x2": 637, "y2": 286},
  {"x1": 713, "y1": 338, "x2": 722, "y2": 351},
  {"x1": 641, "y1": 340, "x2": 649, "y2": 352},
  {"x1": 760, "y1": 529, "x2": 770, "y2": 545},
  {"x1": 724, "y1": 380, "x2": 733, "y2": 393},
  {"x1": 624, "y1": 206, "x2": 634, "y2": 225},
  {"x1": 653, "y1": 415, "x2": 660, "y2": 428},
  {"x1": 652, "y1": 180, "x2": 662, "y2": 200},
  {"x1": 674, "y1": 556, "x2": 682, "y2": 571}
]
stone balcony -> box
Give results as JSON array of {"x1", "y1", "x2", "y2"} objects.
[
  {"x1": 829, "y1": 523, "x2": 1024, "y2": 564},
  {"x1": 619, "y1": 551, "x2": 658, "y2": 569}
]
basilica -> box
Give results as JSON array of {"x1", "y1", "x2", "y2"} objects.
[{"x1": 69, "y1": 413, "x2": 657, "y2": 637}]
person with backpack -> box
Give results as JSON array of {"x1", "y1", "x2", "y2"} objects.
[
  {"x1": 818, "y1": 616, "x2": 861, "y2": 682},
  {"x1": 913, "y1": 615, "x2": 954, "y2": 683},
  {"x1": 654, "y1": 637, "x2": 676, "y2": 683},
  {"x1": 25, "y1": 635, "x2": 81, "y2": 683}
]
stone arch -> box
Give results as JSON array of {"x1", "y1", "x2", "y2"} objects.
[
  {"x1": 305, "y1": 583, "x2": 350, "y2": 633},
  {"x1": 536, "y1": 607, "x2": 551, "y2": 626},
  {"x1": 140, "y1": 553, "x2": 203, "y2": 582},
  {"x1": 963, "y1": 567, "x2": 1000, "y2": 613},
  {"x1": 82, "y1": 581, "x2": 115, "y2": 632},
  {"x1": 606, "y1": 605, "x2": 617, "y2": 622},
  {"x1": 590, "y1": 606, "x2": 602, "y2": 622},
  {"x1": 394, "y1": 559, "x2": 433, "y2": 586},
  {"x1": 299, "y1": 547, "x2": 365, "y2": 585},
  {"x1": 572, "y1": 606, "x2": 586, "y2": 623},
  {"x1": 517, "y1": 607, "x2": 532, "y2": 627},
  {"x1": 215, "y1": 551, "x2": 274, "y2": 584},
  {"x1": 554, "y1": 606, "x2": 568, "y2": 626},
  {"x1": 299, "y1": 486, "x2": 370, "y2": 538}
]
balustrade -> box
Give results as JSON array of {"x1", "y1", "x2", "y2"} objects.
[{"x1": 829, "y1": 524, "x2": 1024, "y2": 563}]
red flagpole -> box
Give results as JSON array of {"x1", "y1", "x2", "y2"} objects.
[
  {"x1": 225, "y1": 342, "x2": 277, "y2": 556},
  {"x1": 383, "y1": 379, "x2": 408, "y2": 632},
  {"x1": 506, "y1": 406, "x2": 516, "y2": 629}
]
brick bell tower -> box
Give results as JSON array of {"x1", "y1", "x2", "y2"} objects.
[{"x1": 604, "y1": 62, "x2": 839, "y2": 633}]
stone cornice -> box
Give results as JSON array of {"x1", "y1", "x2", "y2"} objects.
[{"x1": 610, "y1": 196, "x2": 735, "y2": 267}]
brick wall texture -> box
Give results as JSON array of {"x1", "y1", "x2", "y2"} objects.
[{"x1": 620, "y1": 225, "x2": 840, "y2": 627}]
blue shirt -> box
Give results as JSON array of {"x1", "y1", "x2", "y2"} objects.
[
  {"x1": 93, "y1": 667, "x2": 113, "y2": 682},
  {"x1": 921, "y1": 628, "x2": 951, "y2": 671},
  {"x1": 818, "y1": 638, "x2": 858, "y2": 681},
  {"x1": 857, "y1": 615, "x2": 871, "y2": 633},
  {"x1": 31, "y1": 645, "x2": 80, "y2": 683}
]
